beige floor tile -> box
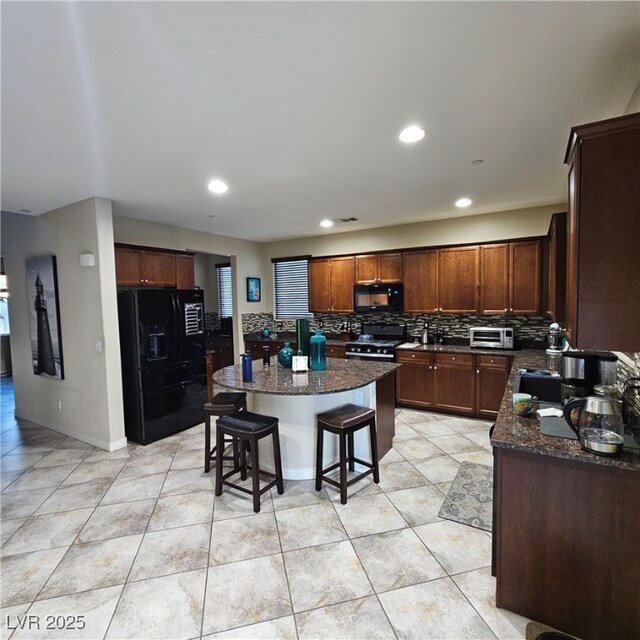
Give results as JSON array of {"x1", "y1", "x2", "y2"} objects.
[
  {"x1": 409, "y1": 420, "x2": 458, "y2": 438},
  {"x1": 203, "y1": 555, "x2": 291, "y2": 634},
  {"x1": 413, "y1": 455, "x2": 461, "y2": 484},
  {"x1": 77, "y1": 499, "x2": 156, "y2": 543},
  {"x1": 59, "y1": 459, "x2": 126, "y2": 487},
  {"x1": 34, "y1": 448, "x2": 92, "y2": 468},
  {"x1": 379, "y1": 576, "x2": 496, "y2": 639},
  {"x1": 100, "y1": 472, "x2": 166, "y2": 505},
  {"x1": 160, "y1": 467, "x2": 217, "y2": 496},
  {"x1": 107, "y1": 569, "x2": 206, "y2": 639},
  {"x1": 393, "y1": 436, "x2": 445, "y2": 461},
  {"x1": 378, "y1": 447, "x2": 405, "y2": 465},
  {"x1": 213, "y1": 481, "x2": 274, "y2": 520},
  {"x1": 271, "y1": 479, "x2": 329, "y2": 511},
  {"x1": 352, "y1": 527, "x2": 445, "y2": 592},
  {"x1": 465, "y1": 429, "x2": 493, "y2": 450},
  {"x1": 414, "y1": 519, "x2": 492, "y2": 575},
  {"x1": 117, "y1": 453, "x2": 174, "y2": 479},
  {"x1": 453, "y1": 566, "x2": 530, "y2": 640},
  {"x1": 454, "y1": 449, "x2": 495, "y2": 467},
  {"x1": 296, "y1": 596, "x2": 395, "y2": 639},
  {"x1": 439, "y1": 415, "x2": 494, "y2": 433},
  {"x1": 128, "y1": 439, "x2": 180, "y2": 459},
  {"x1": 276, "y1": 502, "x2": 347, "y2": 551},
  {"x1": 148, "y1": 490, "x2": 214, "y2": 531},
  {"x1": 210, "y1": 512, "x2": 281, "y2": 565},
  {"x1": 0, "y1": 509, "x2": 93, "y2": 557},
  {"x1": 0, "y1": 452, "x2": 45, "y2": 472},
  {"x1": 0, "y1": 517, "x2": 26, "y2": 546},
  {"x1": 203, "y1": 615, "x2": 297, "y2": 639},
  {"x1": 0, "y1": 546, "x2": 68, "y2": 607},
  {"x1": 1, "y1": 487, "x2": 53, "y2": 520},
  {"x1": 323, "y1": 472, "x2": 383, "y2": 503},
  {"x1": 385, "y1": 483, "x2": 450, "y2": 527},
  {"x1": 12, "y1": 585, "x2": 123, "y2": 639},
  {"x1": 170, "y1": 447, "x2": 204, "y2": 470},
  {"x1": 34, "y1": 479, "x2": 112, "y2": 515},
  {"x1": 1, "y1": 603, "x2": 30, "y2": 636},
  {"x1": 3, "y1": 464, "x2": 78, "y2": 493},
  {"x1": 377, "y1": 460, "x2": 429, "y2": 492},
  {"x1": 334, "y1": 493, "x2": 407, "y2": 538},
  {"x1": 130, "y1": 523, "x2": 210, "y2": 581},
  {"x1": 391, "y1": 423, "x2": 419, "y2": 442},
  {"x1": 284, "y1": 540, "x2": 373, "y2": 613},
  {"x1": 428, "y1": 433, "x2": 483, "y2": 455},
  {"x1": 0, "y1": 470, "x2": 23, "y2": 490},
  {"x1": 38, "y1": 534, "x2": 142, "y2": 600}
]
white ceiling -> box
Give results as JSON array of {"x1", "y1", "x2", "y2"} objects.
[{"x1": 2, "y1": 2, "x2": 638, "y2": 243}]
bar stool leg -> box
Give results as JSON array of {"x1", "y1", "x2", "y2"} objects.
[
  {"x1": 369, "y1": 417, "x2": 380, "y2": 484},
  {"x1": 250, "y1": 434, "x2": 261, "y2": 513},
  {"x1": 204, "y1": 412, "x2": 212, "y2": 473},
  {"x1": 240, "y1": 439, "x2": 248, "y2": 481},
  {"x1": 339, "y1": 430, "x2": 348, "y2": 505},
  {"x1": 272, "y1": 427, "x2": 284, "y2": 494},
  {"x1": 315, "y1": 425, "x2": 324, "y2": 491},
  {"x1": 214, "y1": 426, "x2": 224, "y2": 496},
  {"x1": 347, "y1": 431, "x2": 355, "y2": 472}
]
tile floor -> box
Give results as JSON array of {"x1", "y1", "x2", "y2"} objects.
[{"x1": 0, "y1": 377, "x2": 532, "y2": 639}]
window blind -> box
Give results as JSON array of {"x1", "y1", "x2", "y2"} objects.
[
  {"x1": 273, "y1": 259, "x2": 312, "y2": 319},
  {"x1": 216, "y1": 264, "x2": 233, "y2": 317}
]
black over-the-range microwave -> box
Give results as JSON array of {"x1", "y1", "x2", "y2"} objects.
[{"x1": 353, "y1": 283, "x2": 403, "y2": 313}]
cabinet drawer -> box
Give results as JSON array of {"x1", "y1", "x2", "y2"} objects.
[
  {"x1": 396, "y1": 350, "x2": 433, "y2": 364},
  {"x1": 326, "y1": 345, "x2": 346, "y2": 358},
  {"x1": 435, "y1": 352, "x2": 474, "y2": 367},
  {"x1": 477, "y1": 355, "x2": 511, "y2": 369}
]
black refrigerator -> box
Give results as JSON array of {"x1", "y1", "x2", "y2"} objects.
[{"x1": 117, "y1": 288, "x2": 206, "y2": 445}]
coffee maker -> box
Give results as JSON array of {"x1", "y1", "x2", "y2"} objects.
[{"x1": 561, "y1": 351, "x2": 618, "y2": 403}]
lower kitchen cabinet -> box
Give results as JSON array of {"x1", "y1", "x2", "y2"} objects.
[
  {"x1": 396, "y1": 350, "x2": 512, "y2": 418},
  {"x1": 326, "y1": 344, "x2": 346, "y2": 358},
  {"x1": 475, "y1": 355, "x2": 510, "y2": 418},
  {"x1": 396, "y1": 350, "x2": 434, "y2": 408}
]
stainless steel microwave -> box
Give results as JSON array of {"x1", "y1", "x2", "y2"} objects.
[
  {"x1": 470, "y1": 326, "x2": 514, "y2": 349},
  {"x1": 354, "y1": 283, "x2": 403, "y2": 313}
]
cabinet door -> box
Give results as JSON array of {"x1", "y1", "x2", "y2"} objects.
[
  {"x1": 475, "y1": 356, "x2": 510, "y2": 418},
  {"x1": 378, "y1": 253, "x2": 402, "y2": 282},
  {"x1": 433, "y1": 353, "x2": 476, "y2": 414},
  {"x1": 402, "y1": 250, "x2": 438, "y2": 312},
  {"x1": 355, "y1": 255, "x2": 378, "y2": 284},
  {"x1": 176, "y1": 254, "x2": 195, "y2": 289},
  {"x1": 309, "y1": 260, "x2": 332, "y2": 312},
  {"x1": 480, "y1": 244, "x2": 509, "y2": 314},
  {"x1": 395, "y1": 352, "x2": 434, "y2": 408},
  {"x1": 510, "y1": 240, "x2": 541, "y2": 315},
  {"x1": 115, "y1": 246, "x2": 143, "y2": 286},
  {"x1": 330, "y1": 257, "x2": 355, "y2": 312},
  {"x1": 326, "y1": 344, "x2": 345, "y2": 359},
  {"x1": 546, "y1": 213, "x2": 567, "y2": 322},
  {"x1": 438, "y1": 246, "x2": 479, "y2": 313},
  {"x1": 142, "y1": 251, "x2": 176, "y2": 287}
]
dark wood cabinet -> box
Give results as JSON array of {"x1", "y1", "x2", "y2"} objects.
[
  {"x1": 433, "y1": 352, "x2": 476, "y2": 414},
  {"x1": 309, "y1": 257, "x2": 355, "y2": 312},
  {"x1": 564, "y1": 112, "x2": 640, "y2": 351},
  {"x1": 326, "y1": 344, "x2": 346, "y2": 359},
  {"x1": 402, "y1": 250, "x2": 438, "y2": 313},
  {"x1": 437, "y1": 246, "x2": 479, "y2": 313},
  {"x1": 114, "y1": 244, "x2": 195, "y2": 289},
  {"x1": 355, "y1": 252, "x2": 402, "y2": 284},
  {"x1": 545, "y1": 213, "x2": 567, "y2": 322},
  {"x1": 244, "y1": 340, "x2": 290, "y2": 361},
  {"x1": 479, "y1": 241, "x2": 542, "y2": 315},
  {"x1": 475, "y1": 355, "x2": 510, "y2": 418},
  {"x1": 395, "y1": 350, "x2": 434, "y2": 408}
]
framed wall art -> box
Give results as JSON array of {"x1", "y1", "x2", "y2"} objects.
[
  {"x1": 26, "y1": 254, "x2": 64, "y2": 379},
  {"x1": 246, "y1": 277, "x2": 261, "y2": 302}
]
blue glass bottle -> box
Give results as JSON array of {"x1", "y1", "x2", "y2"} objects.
[
  {"x1": 277, "y1": 341, "x2": 294, "y2": 368},
  {"x1": 309, "y1": 329, "x2": 326, "y2": 371},
  {"x1": 241, "y1": 352, "x2": 253, "y2": 382}
]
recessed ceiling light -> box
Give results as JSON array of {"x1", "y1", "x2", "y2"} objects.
[
  {"x1": 320, "y1": 220, "x2": 334, "y2": 228},
  {"x1": 207, "y1": 179, "x2": 228, "y2": 194},
  {"x1": 399, "y1": 125, "x2": 425, "y2": 143},
  {"x1": 455, "y1": 198, "x2": 472, "y2": 208}
]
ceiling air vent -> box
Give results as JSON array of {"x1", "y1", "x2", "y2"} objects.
[{"x1": 333, "y1": 217, "x2": 359, "y2": 224}]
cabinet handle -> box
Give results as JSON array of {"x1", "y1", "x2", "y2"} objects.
[
  {"x1": 477, "y1": 369, "x2": 480, "y2": 374},
  {"x1": 490, "y1": 359, "x2": 494, "y2": 364},
  {"x1": 411, "y1": 354, "x2": 415, "y2": 358},
  {"x1": 434, "y1": 366, "x2": 437, "y2": 370},
  {"x1": 452, "y1": 356, "x2": 456, "y2": 361},
  {"x1": 429, "y1": 365, "x2": 432, "y2": 370},
  {"x1": 504, "y1": 308, "x2": 508, "y2": 312}
]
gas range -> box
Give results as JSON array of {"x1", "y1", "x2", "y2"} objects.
[{"x1": 345, "y1": 323, "x2": 407, "y2": 361}]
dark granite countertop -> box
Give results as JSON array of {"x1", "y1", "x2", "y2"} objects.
[
  {"x1": 396, "y1": 343, "x2": 520, "y2": 357},
  {"x1": 491, "y1": 352, "x2": 640, "y2": 472},
  {"x1": 212, "y1": 358, "x2": 399, "y2": 396}
]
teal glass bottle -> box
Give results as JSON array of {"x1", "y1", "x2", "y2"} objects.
[
  {"x1": 309, "y1": 329, "x2": 326, "y2": 371},
  {"x1": 277, "y1": 341, "x2": 294, "y2": 368}
]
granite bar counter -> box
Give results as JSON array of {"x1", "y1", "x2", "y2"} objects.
[
  {"x1": 212, "y1": 358, "x2": 399, "y2": 480},
  {"x1": 491, "y1": 352, "x2": 640, "y2": 640}
]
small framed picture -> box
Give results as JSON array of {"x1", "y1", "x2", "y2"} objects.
[{"x1": 246, "y1": 277, "x2": 261, "y2": 302}]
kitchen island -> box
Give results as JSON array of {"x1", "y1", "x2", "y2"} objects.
[
  {"x1": 491, "y1": 352, "x2": 640, "y2": 640},
  {"x1": 212, "y1": 358, "x2": 399, "y2": 480}
]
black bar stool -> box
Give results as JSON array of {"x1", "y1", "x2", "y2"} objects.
[
  {"x1": 204, "y1": 392, "x2": 247, "y2": 473},
  {"x1": 315, "y1": 403, "x2": 379, "y2": 504},
  {"x1": 214, "y1": 411, "x2": 284, "y2": 513}
]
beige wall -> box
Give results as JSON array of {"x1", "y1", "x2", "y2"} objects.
[
  {"x1": 2, "y1": 199, "x2": 126, "y2": 450},
  {"x1": 625, "y1": 79, "x2": 640, "y2": 115}
]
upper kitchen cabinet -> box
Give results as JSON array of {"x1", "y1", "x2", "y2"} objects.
[
  {"x1": 115, "y1": 244, "x2": 195, "y2": 289},
  {"x1": 438, "y1": 246, "x2": 479, "y2": 313},
  {"x1": 479, "y1": 241, "x2": 542, "y2": 315},
  {"x1": 564, "y1": 113, "x2": 640, "y2": 352},
  {"x1": 403, "y1": 250, "x2": 438, "y2": 312},
  {"x1": 545, "y1": 213, "x2": 567, "y2": 322},
  {"x1": 355, "y1": 252, "x2": 402, "y2": 284},
  {"x1": 309, "y1": 256, "x2": 355, "y2": 312}
]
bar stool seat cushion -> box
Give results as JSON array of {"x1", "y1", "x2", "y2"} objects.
[
  {"x1": 317, "y1": 403, "x2": 376, "y2": 429},
  {"x1": 217, "y1": 410, "x2": 278, "y2": 433}
]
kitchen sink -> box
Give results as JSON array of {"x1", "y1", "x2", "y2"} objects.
[{"x1": 516, "y1": 369, "x2": 562, "y2": 403}]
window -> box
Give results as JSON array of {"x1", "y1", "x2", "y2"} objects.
[
  {"x1": 216, "y1": 263, "x2": 233, "y2": 317},
  {"x1": 273, "y1": 258, "x2": 312, "y2": 319}
]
